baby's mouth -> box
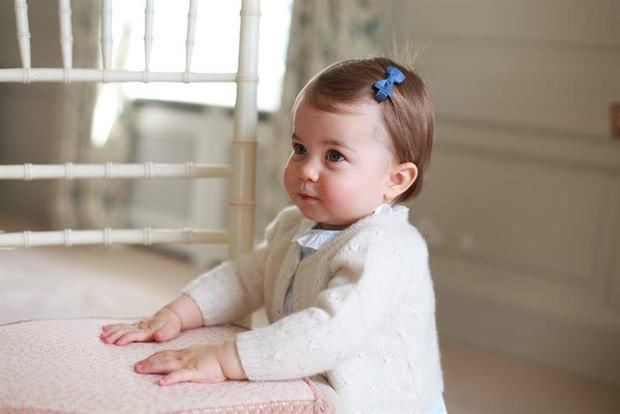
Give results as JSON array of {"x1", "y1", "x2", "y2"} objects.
[{"x1": 299, "y1": 192, "x2": 319, "y2": 201}]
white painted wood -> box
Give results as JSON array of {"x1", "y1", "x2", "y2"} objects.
[
  {"x1": 0, "y1": 163, "x2": 232, "y2": 180},
  {"x1": 227, "y1": 0, "x2": 261, "y2": 328},
  {"x1": 58, "y1": 0, "x2": 72, "y2": 73},
  {"x1": 100, "y1": 0, "x2": 112, "y2": 72},
  {"x1": 0, "y1": 228, "x2": 228, "y2": 249},
  {"x1": 0, "y1": 69, "x2": 237, "y2": 83},
  {"x1": 229, "y1": 0, "x2": 260, "y2": 261},
  {"x1": 127, "y1": 206, "x2": 229, "y2": 269},
  {"x1": 185, "y1": 0, "x2": 198, "y2": 81},
  {"x1": 13, "y1": 0, "x2": 31, "y2": 77},
  {"x1": 144, "y1": 0, "x2": 154, "y2": 79}
]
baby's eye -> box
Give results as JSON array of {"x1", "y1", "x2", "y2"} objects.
[
  {"x1": 326, "y1": 150, "x2": 345, "y2": 163},
  {"x1": 292, "y1": 143, "x2": 307, "y2": 155}
]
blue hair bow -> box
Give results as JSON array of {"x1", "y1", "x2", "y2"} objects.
[{"x1": 373, "y1": 66, "x2": 406, "y2": 102}]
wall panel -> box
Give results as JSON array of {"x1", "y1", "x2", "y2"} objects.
[{"x1": 391, "y1": 0, "x2": 620, "y2": 383}]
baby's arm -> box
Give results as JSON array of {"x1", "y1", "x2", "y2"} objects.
[
  {"x1": 180, "y1": 209, "x2": 287, "y2": 326},
  {"x1": 100, "y1": 294, "x2": 203, "y2": 345},
  {"x1": 235, "y1": 226, "x2": 428, "y2": 381},
  {"x1": 101, "y1": 210, "x2": 282, "y2": 346}
]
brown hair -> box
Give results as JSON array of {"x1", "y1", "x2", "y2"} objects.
[{"x1": 294, "y1": 57, "x2": 434, "y2": 202}]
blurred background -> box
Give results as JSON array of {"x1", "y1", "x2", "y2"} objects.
[{"x1": 0, "y1": 1, "x2": 619, "y2": 413}]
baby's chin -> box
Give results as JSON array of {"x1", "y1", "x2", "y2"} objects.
[{"x1": 300, "y1": 211, "x2": 360, "y2": 230}]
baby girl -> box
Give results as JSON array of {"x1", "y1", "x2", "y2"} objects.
[{"x1": 101, "y1": 57, "x2": 446, "y2": 413}]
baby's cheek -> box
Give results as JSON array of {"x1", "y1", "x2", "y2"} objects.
[
  {"x1": 334, "y1": 178, "x2": 381, "y2": 215},
  {"x1": 282, "y1": 166, "x2": 297, "y2": 197},
  {"x1": 323, "y1": 181, "x2": 358, "y2": 211}
]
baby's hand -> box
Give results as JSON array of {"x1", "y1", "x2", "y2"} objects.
[
  {"x1": 133, "y1": 341, "x2": 246, "y2": 386},
  {"x1": 100, "y1": 308, "x2": 182, "y2": 346}
]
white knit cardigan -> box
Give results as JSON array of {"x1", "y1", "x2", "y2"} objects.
[{"x1": 183, "y1": 206, "x2": 444, "y2": 413}]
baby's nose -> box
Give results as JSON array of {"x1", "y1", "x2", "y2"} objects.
[{"x1": 299, "y1": 160, "x2": 320, "y2": 182}]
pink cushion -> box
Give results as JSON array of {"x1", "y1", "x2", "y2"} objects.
[{"x1": 0, "y1": 318, "x2": 334, "y2": 413}]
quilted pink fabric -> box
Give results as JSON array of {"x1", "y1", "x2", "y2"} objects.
[{"x1": 0, "y1": 318, "x2": 334, "y2": 414}]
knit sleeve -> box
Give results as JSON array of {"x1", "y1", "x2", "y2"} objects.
[
  {"x1": 235, "y1": 225, "x2": 429, "y2": 380},
  {"x1": 181, "y1": 211, "x2": 283, "y2": 326}
]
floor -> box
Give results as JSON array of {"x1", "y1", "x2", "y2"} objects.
[{"x1": 1, "y1": 218, "x2": 620, "y2": 413}]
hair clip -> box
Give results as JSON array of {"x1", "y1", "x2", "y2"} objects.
[{"x1": 373, "y1": 66, "x2": 406, "y2": 102}]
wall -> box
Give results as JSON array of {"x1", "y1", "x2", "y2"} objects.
[{"x1": 389, "y1": 0, "x2": 620, "y2": 384}]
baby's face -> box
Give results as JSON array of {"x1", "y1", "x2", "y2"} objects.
[{"x1": 283, "y1": 100, "x2": 397, "y2": 229}]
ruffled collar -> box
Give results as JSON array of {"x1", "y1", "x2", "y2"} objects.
[{"x1": 293, "y1": 203, "x2": 408, "y2": 251}]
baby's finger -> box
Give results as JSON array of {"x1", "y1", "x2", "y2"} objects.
[
  {"x1": 157, "y1": 368, "x2": 197, "y2": 386},
  {"x1": 101, "y1": 323, "x2": 131, "y2": 333},
  {"x1": 135, "y1": 351, "x2": 183, "y2": 374},
  {"x1": 100, "y1": 326, "x2": 116, "y2": 338},
  {"x1": 115, "y1": 329, "x2": 153, "y2": 346},
  {"x1": 103, "y1": 326, "x2": 135, "y2": 344},
  {"x1": 100, "y1": 323, "x2": 134, "y2": 340}
]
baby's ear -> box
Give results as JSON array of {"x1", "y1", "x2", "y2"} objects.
[{"x1": 385, "y1": 162, "x2": 418, "y2": 201}]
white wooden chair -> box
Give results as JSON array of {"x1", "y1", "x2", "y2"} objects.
[{"x1": 0, "y1": 0, "x2": 260, "y2": 267}]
